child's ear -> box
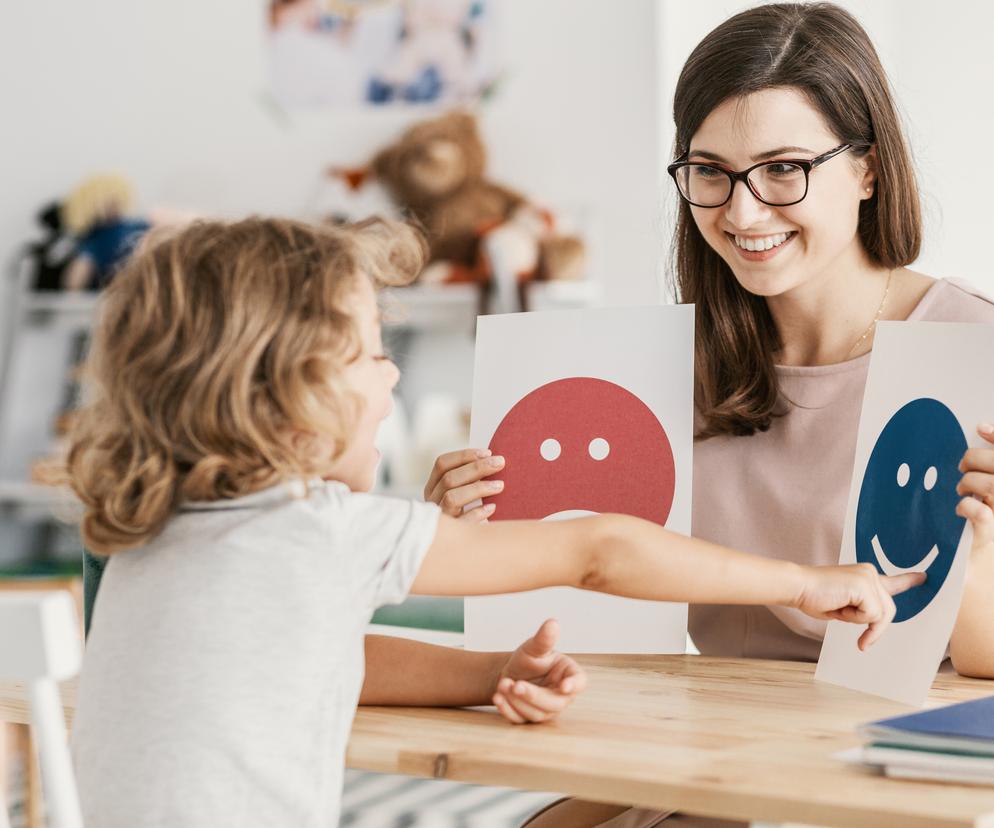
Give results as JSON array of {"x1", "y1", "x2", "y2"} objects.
[{"x1": 290, "y1": 429, "x2": 334, "y2": 463}]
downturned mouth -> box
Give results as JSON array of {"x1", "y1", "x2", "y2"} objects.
[
  {"x1": 543, "y1": 509, "x2": 599, "y2": 522},
  {"x1": 871, "y1": 534, "x2": 939, "y2": 577}
]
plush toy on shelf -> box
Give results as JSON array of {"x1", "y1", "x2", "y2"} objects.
[
  {"x1": 24, "y1": 201, "x2": 77, "y2": 291},
  {"x1": 61, "y1": 173, "x2": 151, "y2": 291},
  {"x1": 328, "y1": 110, "x2": 586, "y2": 312}
]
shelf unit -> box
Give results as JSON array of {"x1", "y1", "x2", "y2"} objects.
[{"x1": 0, "y1": 274, "x2": 599, "y2": 517}]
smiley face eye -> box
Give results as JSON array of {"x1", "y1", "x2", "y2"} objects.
[
  {"x1": 896, "y1": 463, "x2": 910, "y2": 487},
  {"x1": 540, "y1": 438, "x2": 561, "y2": 461},
  {"x1": 588, "y1": 438, "x2": 610, "y2": 461},
  {"x1": 923, "y1": 466, "x2": 938, "y2": 491}
]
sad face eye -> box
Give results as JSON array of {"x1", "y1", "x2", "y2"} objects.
[
  {"x1": 923, "y1": 466, "x2": 938, "y2": 491},
  {"x1": 540, "y1": 438, "x2": 561, "y2": 461},
  {"x1": 588, "y1": 438, "x2": 610, "y2": 461},
  {"x1": 896, "y1": 462, "x2": 910, "y2": 487}
]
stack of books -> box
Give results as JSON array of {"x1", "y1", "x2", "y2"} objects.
[{"x1": 848, "y1": 695, "x2": 994, "y2": 785}]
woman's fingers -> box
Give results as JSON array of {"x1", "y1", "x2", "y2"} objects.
[
  {"x1": 958, "y1": 496, "x2": 994, "y2": 548},
  {"x1": 459, "y1": 502, "x2": 497, "y2": 523},
  {"x1": 423, "y1": 449, "x2": 493, "y2": 499},
  {"x1": 432, "y1": 478, "x2": 504, "y2": 517},
  {"x1": 957, "y1": 471, "x2": 994, "y2": 506},
  {"x1": 960, "y1": 446, "x2": 994, "y2": 476},
  {"x1": 427, "y1": 457, "x2": 505, "y2": 510}
]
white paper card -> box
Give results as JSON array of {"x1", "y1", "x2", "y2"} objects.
[
  {"x1": 465, "y1": 305, "x2": 694, "y2": 653},
  {"x1": 815, "y1": 321, "x2": 993, "y2": 706}
]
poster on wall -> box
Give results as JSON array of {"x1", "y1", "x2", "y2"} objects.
[
  {"x1": 815, "y1": 321, "x2": 994, "y2": 706},
  {"x1": 268, "y1": 0, "x2": 500, "y2": 108},
  {"x1": 464, "y1": 305, "x2": 695, "y2": 653}
]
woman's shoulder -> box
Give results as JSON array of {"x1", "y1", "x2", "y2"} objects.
[{"x1": 907, "y1": 275, "x2": 994, "y2": 324}]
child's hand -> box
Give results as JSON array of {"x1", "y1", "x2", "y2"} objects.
[
  {"x1": 492, "y1": 619, "x2": 587, "y2": 724},
  {"x1": 956, "y1": 424, "x2": 994, "y2": 554},
  {"x1": 424, "y1": 448, "x2": 505, "y2": 522},
  {"x1": 795, "y1": 565, "x2": 925, "y2": 650}
]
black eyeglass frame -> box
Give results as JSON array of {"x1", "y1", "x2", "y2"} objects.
[{"x1": 666, "y1": 143, "x2": 853, "y2": 208}]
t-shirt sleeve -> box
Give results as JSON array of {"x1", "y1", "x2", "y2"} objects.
[{"x1": 342, "y1": 493, "x2": 441, "y2": 608}]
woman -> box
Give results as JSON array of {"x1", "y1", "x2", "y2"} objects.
[{"x1": 426, "y1": 3, "x2": 994, "y2": 826}]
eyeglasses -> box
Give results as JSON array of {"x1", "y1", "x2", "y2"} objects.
[{"x1": 667, "y1": 144, "x2": 852, "y2": 208}]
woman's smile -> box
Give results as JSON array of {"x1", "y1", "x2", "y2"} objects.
[{"x1": 725, "y1": 230, "x2": 798, "y2": 262}]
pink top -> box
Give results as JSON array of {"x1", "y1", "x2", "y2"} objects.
[{"x1": 689, "y1": 278, "x2": 994, "y2": 660}]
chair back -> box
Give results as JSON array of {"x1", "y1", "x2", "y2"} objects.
[{"x1": 0, "y1": 591, "x2": 83, "y2": 828}]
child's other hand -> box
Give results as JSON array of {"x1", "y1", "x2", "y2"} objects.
[
  {"x1": 795, "y1": 565, "x2": 925, "y2": 651},
  {"x1": 493, "y1": 619, "x2": 587, "y2": 724},
  {"x1": 424, "y1": 448, "x2": 505, "y2": 522}
]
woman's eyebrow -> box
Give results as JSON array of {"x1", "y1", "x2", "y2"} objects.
[{"x1": 688, "y1": 145, "x2": 814, "y2": 163}]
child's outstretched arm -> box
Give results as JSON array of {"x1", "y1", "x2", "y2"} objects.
[
  {"x1": 360, "y1": 619, "x2": 585, "y2": 723},
  {"x1": 412, "y1": 514, "x2": 924, "y2": 650}
]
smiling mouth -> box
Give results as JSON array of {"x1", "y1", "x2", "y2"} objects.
[{"x1": 871, "y1": 534, "x2": 939, "y2": 576}]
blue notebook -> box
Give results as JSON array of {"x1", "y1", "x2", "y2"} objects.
[{"x1": 860, "y1": 695, "x2": 994, "y2": 754}]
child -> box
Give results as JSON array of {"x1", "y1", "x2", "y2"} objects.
[{"x1": 66, "y1": 216, "x2": 919, "y2": 828}]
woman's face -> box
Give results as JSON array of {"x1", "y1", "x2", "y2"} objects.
[{"x1": 687, "y1": 87, "x2": 875, "y2": 298}]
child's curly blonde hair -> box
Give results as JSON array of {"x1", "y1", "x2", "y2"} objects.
[{"x1": 64, "y1": 216, "x2": 425, "y2": 554}]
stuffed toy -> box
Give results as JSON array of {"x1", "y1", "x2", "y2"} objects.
[
  {"x1": 61, "y1": 173, "x2": 150, "y2": 291},
  {"x1": 24, "y1": 201, "x2": 77, "y2": 291},
  {"x1": 330, "y1": 111, "x2": 585, "y2": 311}
]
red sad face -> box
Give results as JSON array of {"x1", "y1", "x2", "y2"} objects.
[{"x1": 484, "y1": 377, "x2": 675, "y2": 525}]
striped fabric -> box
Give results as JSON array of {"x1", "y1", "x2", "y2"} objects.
[{"x1": 341, "y1": 769, "x2": 559, "y2": 827}]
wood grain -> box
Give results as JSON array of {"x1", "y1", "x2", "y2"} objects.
[{"x1": 2, "y1": 656, "x2": 992, "y2": 827}]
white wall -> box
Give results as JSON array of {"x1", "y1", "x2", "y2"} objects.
[{"x1": 657, "y1": 0, "x2": 994, "y2": 296}]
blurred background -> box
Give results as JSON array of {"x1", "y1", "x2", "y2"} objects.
[
  {"x1": 1, "y1": 1, "x2": 993, "y2": 824},
  {"x1": 2, "y1": 0, "x2": 993, "y2": 592}
]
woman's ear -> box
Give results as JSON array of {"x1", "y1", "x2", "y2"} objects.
[{"x1": 860, "y1": 145, "x2": 878, "y2": 199}]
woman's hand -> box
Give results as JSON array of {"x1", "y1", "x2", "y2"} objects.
[
  {"x1": 424, "y1": 448, "x2": 505, "y2": 522},
  {"x1": 492, "y1": 619, "x2": 587, "y2": 724},
  {"x1": 956, "y1": 424, "x2": 994, "y2": 554},
  {"x1": 794, "y1": 564, "x2": 925, "y2": 650}
]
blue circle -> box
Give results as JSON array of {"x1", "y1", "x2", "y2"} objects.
[{"x1": 855, "y1": 398, "x2": 967, "y2": 622}]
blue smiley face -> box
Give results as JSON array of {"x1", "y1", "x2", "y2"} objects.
[{"x1": 855, "y1": 398, "x2": 968, "y2": 622}]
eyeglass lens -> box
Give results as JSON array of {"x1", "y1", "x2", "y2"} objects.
[{"x1": 675, "y1": 162, "x2": 807, "y2": 207}]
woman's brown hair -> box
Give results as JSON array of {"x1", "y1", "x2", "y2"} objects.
[
  {"x1": 672, "y1": 2, "x2": 922, "y2": 438},
  {"x1": 63, "y1": 216, "x2": 425, "y2": 554}
]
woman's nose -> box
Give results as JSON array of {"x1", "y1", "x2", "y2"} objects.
[{"x1": 723, "y1": 179, "x2": 774, "y2": 229}]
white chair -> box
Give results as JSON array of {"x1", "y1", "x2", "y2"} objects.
[{"x1": 0, "y1": 591, "x2": 83, "y2": 828}]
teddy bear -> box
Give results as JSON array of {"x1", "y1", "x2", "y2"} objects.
[{"x1": 328, "y1": 111, "x2": 585, "y2": 312}]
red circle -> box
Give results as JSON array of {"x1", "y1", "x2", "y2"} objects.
[{"x1": 485, "y1": 377, "x2": 675, "y2": 525}]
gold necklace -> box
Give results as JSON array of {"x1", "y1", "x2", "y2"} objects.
[{"x1": 846, "y1": 269, "x2": 894, "y2": 359}]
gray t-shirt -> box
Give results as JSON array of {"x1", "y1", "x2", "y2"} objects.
[{"x1": 72, "y1": 479, "x2": 440, "y2": 828}]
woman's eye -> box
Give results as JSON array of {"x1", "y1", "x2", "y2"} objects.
[
  {"x1": 766, "y1": 163, "x2": 803, "y2": 177},
  {"x1": 692, "y1": 165, "x2": 722, "y2": 179}
]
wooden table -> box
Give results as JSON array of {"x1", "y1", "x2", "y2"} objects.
[{"x1": 2, "y1": 655, "x2": 993, "y2": 827}]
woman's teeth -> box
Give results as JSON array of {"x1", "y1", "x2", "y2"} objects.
[{"x1": 733, "y1": 232, "x2": 792, "y2": 252}]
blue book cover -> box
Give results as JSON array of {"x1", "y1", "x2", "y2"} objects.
[{"x1": 862, "y1": 695, "x2": 994, "y2": 751}]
